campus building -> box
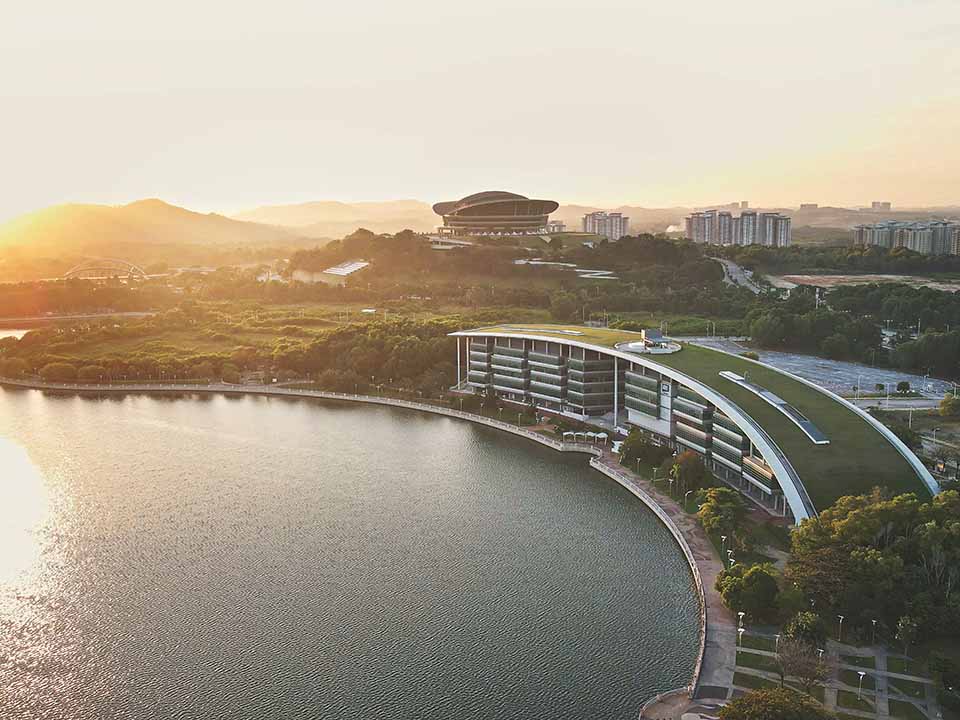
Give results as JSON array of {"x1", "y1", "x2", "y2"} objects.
[
  {"x1": 685, "y1": 210, "x2": 790, "y2": 246},
  {"x1": 433, "y1": 191, "x2": 560, "y2": 236},
  {"x1": 582, "y1": 212, "x2": 630, "y2": 241},
  {"x1": 854, "y1": 220, "x2": 960, "y2": 256},
  {"x1": 451, "y1": 324, "x2": 935, "y2": 524}
]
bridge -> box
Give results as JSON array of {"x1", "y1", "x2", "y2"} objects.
[{"x1": 62, "y1": 258, "x2": 147, "y2": 280}]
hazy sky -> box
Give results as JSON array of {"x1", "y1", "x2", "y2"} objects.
[{"x1": 1, "y1": 0, "x2": 957, "y2": 221}]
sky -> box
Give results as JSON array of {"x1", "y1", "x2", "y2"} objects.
[{"x1": 0, "y1": 0, "x2": 957, "y2": 221}]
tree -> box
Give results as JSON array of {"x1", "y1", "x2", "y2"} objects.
[
  {"x1": 776, "y1": 637, "x2": 831, "y2": 696},
  {"x1": 39, "y1": 362, "x2": 77, "y2": 382},
  {"x1": 875, "y1": 383, "x2": 885, "y2": 393},
  {"x1": 939, "y1": 394, "x2": 960, "y2": 417},
  {"x1": 896, "y1": 615, "x2": 918, "y2": 656},
  {"x1": 0, "y1": 357, "x2": 28, "y2": 378},
  {"x1": 784, "y1": 611, "x2": 827, "y2": 647},
  {"x1": 77, "y1": 364, "x2": 107, "y2": 382},
  {"x1": 698, "y1": 486, "x2": 747, "y2": 540},
  {"x1": 716, "y1": 563, "x2": 781, "y2": 621},
  {"x1": 719, "y1": 687, "x2": 836, "y2": 720},
  {"x1": 897, "y1": 380, "x2": 911, "y2": 394},
  {"x1": 549, "y1": 292, "x2": 579, "y2": 322}
]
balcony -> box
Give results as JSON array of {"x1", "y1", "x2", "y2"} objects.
[
  {"x1": 529, "y1": 381, "x2": 564, "y2": 399},
  {"x1": 490, "y1": 354, "x2": 526, "y2": 369},
  {"x1": 528, "y1": 351, "x2": 564, "y2": 366},
  {"x1": 624, "y1": 383, "x2": 659, "y2": 402},
  {"x1": 625, "y1": 395, "x2": 658, "y2": 416},
  {"x1": 624, "y1": 370, "x2": 659, "y2": 389},
  {"x1": 492, "y1": 345, "x2": 525, "y2": 358},
  {"x1": 567, "y1": 357, "x2": 615, "y2": 371}
]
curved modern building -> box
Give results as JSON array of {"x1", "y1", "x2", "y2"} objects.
[
  {"x1": 450, "y1": 324, "x2": 937, "y2": 524},
  {"x1": 433, "y1": 191, "x2": 559, "y2": 236}
]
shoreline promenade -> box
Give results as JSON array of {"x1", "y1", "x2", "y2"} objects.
[{"x1": 0, "y1": 377, "x2": 735, "y2": 715}]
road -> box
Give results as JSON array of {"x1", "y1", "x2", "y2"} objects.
[{"x1": 710, "y1": 257, "x2": 762, "y2": 294}]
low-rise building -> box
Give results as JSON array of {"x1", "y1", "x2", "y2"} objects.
[{"x1": 451, "y1": 324, "x2": 935, "y2": 524}]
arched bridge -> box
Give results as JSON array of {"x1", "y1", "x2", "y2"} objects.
[{"x1": 63, "y1": 258, "x2": 148, "y2": 280}]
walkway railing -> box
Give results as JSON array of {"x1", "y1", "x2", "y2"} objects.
[{"x1": 0, "y1": 375, "x2": 711, "y2": 711}]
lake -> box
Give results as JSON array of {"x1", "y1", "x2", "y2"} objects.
[{"x1": 0, "y1": 390, "x2": 698, "y2": 719}]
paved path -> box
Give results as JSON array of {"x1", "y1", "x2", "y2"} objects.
[{"x1": 0, "y1": 377, "x2": 734, "y2": 718}]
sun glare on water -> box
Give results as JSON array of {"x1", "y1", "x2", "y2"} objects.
[{"x1": 0, "y1": 438, "x2": 49, "y2": 584}]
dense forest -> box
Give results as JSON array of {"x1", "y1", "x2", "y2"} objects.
[{"x1": 721, "y1": 242, "x2": 960, "y2": 275}]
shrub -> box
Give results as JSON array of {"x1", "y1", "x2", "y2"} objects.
[{"x1": 784, "y1": 611, "x2": 827, "y2": 647}]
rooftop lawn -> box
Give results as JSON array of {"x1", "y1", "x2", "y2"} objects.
[{"x1": 461, "y1": 324, "x2": 930, "y2": 510}]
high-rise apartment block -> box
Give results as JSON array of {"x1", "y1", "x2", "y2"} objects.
[
  {"x1": 871, "y1": 201, "x2": 892, "y2": 211},
  {"x1": 685, "y1": 209, "x2": 790, "y2": 246},
  {"x1": 583, "y1": 212, "x2": 629, "y2": 240},
  {"x1": 854, "y1": 220, "x2": 960, "y2": 255}
]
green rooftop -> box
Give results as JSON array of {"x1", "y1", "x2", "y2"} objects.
[{"x1": 460, "y1": 324, "x2": 931, "y2": 510}]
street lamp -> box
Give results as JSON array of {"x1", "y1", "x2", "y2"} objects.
[
  {"x1": 721, "y1": 535, "x2": 727, "y2": 554},
  {"x1": 652, "y1": 467, "x2": 658, "y2": 484},
  {"x1": 857, "y1": 671, "x2": 866, "y2": 700},
  {"x1": 636, "y1": 457, "x2": 641, "y2": 475},
  {"x1": 838, "y1": 614, "x2": 845, "y2": 642},
  {"x1": 856, "y1": 374, "x2": 863, "y2": 400},
  {"x1": 933, "y1": 427, "x2": 942, "y2": 445},
  {"x1": 818, "y1": 648, "x2": 825, "y2": 660},
  {"x1": 668, "y1": 477, "x2": 674, "y2": 496},
  {"x1": 738, "y1": 611, "x2": 745, "y2": 628},
  {"x1": 775, "y1": 633, "x2": 781, "y2": 652},
  {"x1": 872, "y1": 619, "x2": 877, "y2": 646},
  {"x1": 737, "y1": 628, "x2": 744, "y2": 647},
  {"x1": 684, "y1": 490, "x2": 693, "y2": 511}
]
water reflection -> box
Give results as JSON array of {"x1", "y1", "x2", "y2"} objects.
[{"x1": 0, "y1": 439, "x2": 49, "y2": 583}]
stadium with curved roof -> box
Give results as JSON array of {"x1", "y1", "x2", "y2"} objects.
[
  {"x1": 450, "y1": 324, "x2": 938, "y2": 523},
  {"x1": 433, "y1": 191, "x2": 559, "y2": 236}
]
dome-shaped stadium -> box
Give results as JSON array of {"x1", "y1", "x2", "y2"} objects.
[{"x1": 433, "y1": 191, "x2": 559, "y2": 236}]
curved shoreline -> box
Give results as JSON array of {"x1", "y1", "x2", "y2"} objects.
[{"x1": 0, "y1": 377, "x2": 729, "y2": 711}]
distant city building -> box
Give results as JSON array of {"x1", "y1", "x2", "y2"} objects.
[
  {"x1": 685, "y1": 209, "x2": 789, "y2": 246},
  {"x1": 582, "y1": 212, "x2": 629, "y2": 241},
  {"x1": 740, "y1": 201, "x2": 749, "y2": 209},
  {"x1": 871, "y1": 201, "x2": 892, "y2": 211},
  {"x1": 854, "y1": 220, "x2": 960, "y2": 255},
  {"x1": 433, "y1": 191, "x2": 559, "y2": 236},
  {"x1": 546, "y1": 219, "x2": 566, "y2": 233},
  {"x1": 799, "y1": 203, "x2": 818, "y2": 210}
]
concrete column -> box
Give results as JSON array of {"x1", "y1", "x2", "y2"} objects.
[
  {"x1": 613, "y1": 356, "x2": 619, "y2": 427},
  {"x1": 456, "y1": 337, "x2": 461, "y2": 388}
]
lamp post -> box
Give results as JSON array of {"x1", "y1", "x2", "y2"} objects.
[
  {"x1": 818, "y1": 648, "x2": 825, "y2": 660},
  {"x1": 737, "y1": 628, "x2": 744, "y2": 647},
  {"x1": 737, "y1": 611, "x2": 745, "y2": 628},
  {"x1": 872, "y1": 619, "x2": 877, "y2": 646},
  {"x1": 668, "y1": 477, "x2": 674, "y2": 496},
  {"x1": 517, "y1": 412, "x2": 521, "y2": 428},
  {"x1": 775, "y1": 633, "x2": 781, "y2": 652},
  {"x1": 684, "y1": 490, "x2": 693, "y2": 512},
  {"x1": 838, "y1": 614, "x2": 845, "y2": 642},
  {"x1": 721, "y1": 535, "x2": 727, "y2": 554},
  {"x1": 857, "y1": 671, "x2": 866, "y2": 700},
  {"x1": 856, "y1": 374, "x2": 863, "y2": 400},
  {"x1": 652, "y1": 467, "x2": 658, "y2": 485},
  {"x1": 636, "y1": 457, "x2": 641, "y2": 476}
]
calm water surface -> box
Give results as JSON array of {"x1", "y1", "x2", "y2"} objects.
[{"x1": 0, "y1": 390, "x2": 697, "y2": 719}]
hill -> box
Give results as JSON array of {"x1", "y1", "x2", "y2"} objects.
[
  {"x1": 0, "y1": 199, "x2": 304, "y2": 253},
  {"x1": 232, "y1": 200, "x2": 437, "y2": 236},
  {"x1": 0, "y1": 199, "x2": 320, "y2": 281}
]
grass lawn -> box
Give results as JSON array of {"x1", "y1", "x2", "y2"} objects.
[
  {"x1": 733, "y1": 671, "x2": 778, "y2": 690},
  {"x1": 785, "y1": 681, "x2": 825, "y2": 703},
  {"x1": 887, "y1": 656, "x2": 924, "y2": 676},
  {"x1": 841, "y1": 654, "x2": 877, "y2": 669},
  {"x1": 740, "y1": 633, "x2": 777, "y2": 652},
  {"x1": 470, "y1": 324, "x2": 930, "y2": 510},
  {"x1": 889, "y1": 699, "x2": 928, "y2": 720},
  {"x1": 889, "y1": 678, "x2": 928, "y2": 699},
  {"x1": 736, "y1": 650, "x2": 780, "y2": 673},
  {"x1": 837, "y1": 689, "x2": 876, "y2": 712},
  {"x1": 840, "y1": 668, "x2": 876, "y2": 691}
]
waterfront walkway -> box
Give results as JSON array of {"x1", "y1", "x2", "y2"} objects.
[{"x1": 0, "y1": 377, "x2": 735, "y2": 716}]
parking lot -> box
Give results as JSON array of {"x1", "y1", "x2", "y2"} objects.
[{"x1": 687, "y1": 338, "x2": 952, "y2": 397}]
